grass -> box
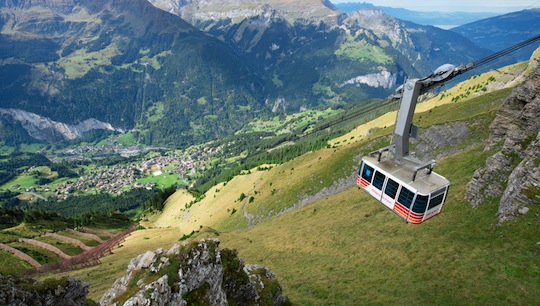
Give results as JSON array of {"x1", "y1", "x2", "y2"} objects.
[
  {"x1": 3, "y1": 174, "x2": 38, "y2": 189},
  {"x1": 35, "y1": 236, "x2": 84, "y2": 256},
  {"x1": 335, "y1": 39, "x2": 392, "y2": 64},
  {"x1": 0, "y1": 250, "x2": 32, "y2": 275},
  {"x1": 117, "y1": 132, "x2": 138, "y2": 146},
  {"x1": 9, "y1": 242, "x2": 62, "y2": 265},
  {"x1": 136, "y1": 171, "x2": 181, "y2": 189},
  {"x1": 1, "y1": 224, "x2": 42, "y2": 241},
  {"x1": 56, "y1": 231, "x2": 100, "y2": 247},
  {"x1": 237, "y1": 108, "x2": 340, "y2": 135},
  {"x1": 212, "y1": 145, "x2": 540, "y2": 305}
]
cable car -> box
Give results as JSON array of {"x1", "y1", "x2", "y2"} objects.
[
  {"x1": 355, "y1": 35, "x2": 540, "y2": 223},
  {"x1": 357, "y1": 151, "x2": 449, "y2": 224},
  {"x1": 356, "y1": 74, "x2": 457, "y2": 224}
]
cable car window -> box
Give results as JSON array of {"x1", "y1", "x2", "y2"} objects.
[
  {"x1": 428, "y1": 193, "x2": 445, "y2": 209},
  {"x1": 373, "y1": 171, "x2": 386, "y2": 190},
  {"x1": 384, "y1": 178, "x2": 399, "y2": 199},
  {"x1": 412, "y1": 195, "x2": 429, "y2": 213},
  {"x1": 361, "y1": 163, "x2": 375, "y2": 182},
  {"x1": 397, "y1": 187, "x2": 415, "y2": 208}
]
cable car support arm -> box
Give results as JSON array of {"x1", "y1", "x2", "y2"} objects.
[{"x1": 388, "y1": 33, "x2": 540, "y2": 166}]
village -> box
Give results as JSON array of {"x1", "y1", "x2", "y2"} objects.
[{"x1": 11, "y1": 143, "x2": 223, "y2": 200}]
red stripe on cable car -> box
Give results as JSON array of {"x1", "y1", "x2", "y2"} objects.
[
  {"x1": 408, "y1": 214, "x2": 423, "y2": 221},
  {"x1": 393, "y1": 202, "x2": 409, "y2": 217},
  {"x1": 360, "y1": 178, "x2": 370, "y2": 188},
  {"x1": 409, "y1": 211, "x2": 424, "y2": 218}
]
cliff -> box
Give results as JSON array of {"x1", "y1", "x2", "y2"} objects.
[
  {"x1": 100, "y1": 238, "x2": 288, "y2": 305},
  {"x1": 465, "y1": 49, "x2": 540, "y2": 221},
  {"x1": 0, "y1": 108, "x2": 121, "y2": 142}
]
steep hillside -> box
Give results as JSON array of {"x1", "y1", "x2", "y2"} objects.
[
  {"x1": 0, "y1": 0, "x2": 267, "y2": 146},
  {"x1": 54, "y1": 54, "x2": 540, "y2": 303},
  {"x1": 452, "y1": 9, "x2": 540, "y2": 59},
  {"x1": 148, "y1": 59, "x2": 528, "y2": 234}
]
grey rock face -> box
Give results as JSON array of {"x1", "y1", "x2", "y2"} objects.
[
  {"x1": 465, "y1": 52, "x2": 540, "y2": 221},
  {"x1": 0, "y1": 275, "x2": 88, "y2": 306},
  {"x1": 100, "y1": 239, "x2": 288, "y2": 306},
  {"x1": 0, "y1": 108, "x2": 121, "y2": 142}
]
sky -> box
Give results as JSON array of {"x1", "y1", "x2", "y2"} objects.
[{"x1": 330, "y1": 0, "x2": 540, "y2": 13}]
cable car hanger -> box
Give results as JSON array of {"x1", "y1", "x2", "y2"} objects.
[{"x1": 357, "y1": 34, "x2": 540, "y2": 224}]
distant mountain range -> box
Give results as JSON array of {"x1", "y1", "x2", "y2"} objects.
[
  {"x1": 335, "y1": 2, "x2": 498, "y2": 28},
  {"x1": 451, "y1": 9, "x2": 540, "y2": 59},
  {"x1": 0, "y1": 0, "x2": 519, "y2": 147}
]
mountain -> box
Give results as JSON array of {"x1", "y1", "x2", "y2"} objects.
[
  {"x1": 335, "y1": 2, "x2": 498, "y2": 28},
  {"x1": 149, "y1": 0, "x2": 340, "y2": 23},
  {"x1": 0, "y1": 0, "x2": 492, "y2": 147},
  {"x1": 452, "y1": 9, "x2": 540, "y2": 59},
  {"x1": 149, "y1": 0, "x2": 491, "y2": 110},
  {"x1": 0, "y1": 0, "x2": 267, "y2": 146}
]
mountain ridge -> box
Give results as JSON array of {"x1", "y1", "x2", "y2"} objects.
[
  {"x1": 335, "y1": 2, "x2": 499, "y2": 27},
  {"x1": 149, "y1": 0, "x2": 491, "y2": 111},
  {"x1": 0, "y1": 0, "x2": 268, "y2": 146},
  {"x1": 451, "y1": 9, "x2": 540, "y2": 58}
]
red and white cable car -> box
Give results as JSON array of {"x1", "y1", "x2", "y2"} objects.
[
  {"x1": 356, "y1": 68, "x2": 462, "y2": 223},
  {"x1": 357, "y1": 36, "x2": 540, "y2": 223},
  {"x1": 357, "y1": 152, "x2": 449, "y2": 224}
]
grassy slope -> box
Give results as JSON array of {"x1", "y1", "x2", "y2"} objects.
[
  {"x1": 216, "y1": 146, "x2": 539, "y2": 304},
  {"x1": 57, "y1": 59, "x2": 539, "y2": 302},
  {"x1": 329, "y1": 60, "x2": 529, "y2": 147}
]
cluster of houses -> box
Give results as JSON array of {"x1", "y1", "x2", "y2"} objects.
[
  {"x1": 53, "y1": 165, "x2": 153, "y2": 199},
  {"x1": 16, "y1": 143, "x2": 225, "y2": 200}
]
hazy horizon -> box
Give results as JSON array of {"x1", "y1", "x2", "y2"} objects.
[{"x1": 330, "y1": 0, "x2": 540, "y2": 13}]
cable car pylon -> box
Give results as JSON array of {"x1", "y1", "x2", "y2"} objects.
[{"x1": 357, "y1": 34, "x2": 540, "y2": 224}]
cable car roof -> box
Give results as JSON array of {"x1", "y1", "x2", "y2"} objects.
[{"x1": 363, "y1": 154, "x2": 449, "y2": 195}]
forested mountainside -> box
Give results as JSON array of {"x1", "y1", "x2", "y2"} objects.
[
  {"x1": 1, "y1": 0, "x2": 491, "y2": 146},
  {"x1": 150, "y1": 0, "x2": 491, "y2": 111},
  {"x1": 0, "y1": 0, "x2": 267, "y2": 146}
]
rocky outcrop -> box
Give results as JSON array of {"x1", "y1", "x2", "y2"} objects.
[
  {"x1": 0, "y1": 108, "x2": 121, "y2": 142},
  {"x1": 0, "y1": 274, "x2": 88, "y2": 306},
  {"x1": 339, "y1": 70, "x2": 398, "y2": 89},
  {"x1": 465, "y1": 50, "x2": 540, "y2": 221},
  {"x1": 100, "y1": 238, "x2": 288, "y2": 305},
  {"x1": 148, "y1": 0, "x2": 338, "y2": 24}
]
